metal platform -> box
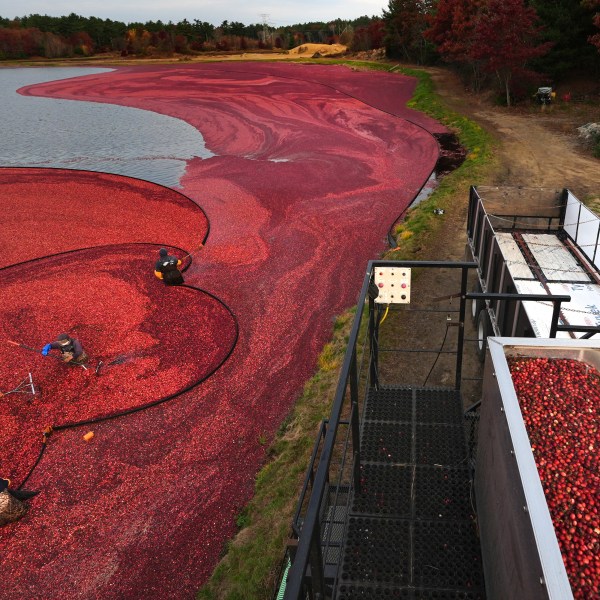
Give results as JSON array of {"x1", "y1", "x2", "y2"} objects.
[{"x1": 335, "y1": 386, "x2": 486, "y2": 600}]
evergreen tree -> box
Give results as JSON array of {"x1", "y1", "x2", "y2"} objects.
[
  {"x1": 530, "y1": 0, "x2": 600, "y2": 79},
  {"x1": 383, "y1": 0, "x2": 434, "y2": 63}
]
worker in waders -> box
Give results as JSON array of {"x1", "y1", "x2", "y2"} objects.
[
  {"x1": 41, "y1": 333, "x2": 89, "y2": 366},
  {"x1": 154, "y1": 248, "x2": 184, "y2": 285},
  {"x1": 0, "y1": 477, "x2": 39, "y2": 526}
]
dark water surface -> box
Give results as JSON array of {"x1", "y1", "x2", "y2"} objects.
[{"x1": 0, "y1": 67, "x2": 213, "y2": 188}]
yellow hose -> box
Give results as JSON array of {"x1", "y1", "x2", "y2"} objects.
[{"x1": 379, "y1": 305, "x2": 390, "y2": 325}]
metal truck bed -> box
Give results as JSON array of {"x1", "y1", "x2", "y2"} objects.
[
  {"x1": 467, "y1": 186, "x2": 600, "y2": 341},
  {"x1": 494, "y1": 232, "x2": 600, "y2": 338}
]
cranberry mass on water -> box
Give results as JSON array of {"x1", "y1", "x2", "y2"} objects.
[{"x1": 508, "y1": 357, "x2": 600, "y2": 599}]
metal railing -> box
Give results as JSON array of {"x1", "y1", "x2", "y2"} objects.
[
  {"x1": 281, "y1": 259, "x2": 591, "y2": 600},
  {"x1": 283, "y1": 260, "x2": 475, "y2": 600}
]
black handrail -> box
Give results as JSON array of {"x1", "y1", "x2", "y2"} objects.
[
  {"x1": 283, "y1": 260, "x2": 589, "y2": 599},
  {"x1": 291, "y1": 419, "x2": 328, "y2": 537},
  {"x1": 283, "y1": 260, "x2": 476, "y2": 600},
  {"x1": 283, "y1": 263, "x2": 372, "y2": 600}
]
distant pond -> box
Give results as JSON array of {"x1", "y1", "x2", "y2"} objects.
[{"x1": 0, "y1": 68, "x2": 213, "y2": 188}]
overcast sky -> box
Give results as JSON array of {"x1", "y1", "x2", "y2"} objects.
[{"x1": 2, "y1": 0, "x2": 388, "y2": 26}]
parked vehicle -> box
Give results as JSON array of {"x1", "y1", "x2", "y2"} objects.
[{"x1": 535, "y1": 86, "x2": 553, "y2": 105}]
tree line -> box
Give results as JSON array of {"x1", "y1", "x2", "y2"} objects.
[
  {"x1": 384, "y1": 0, "x2": 600, "y2": 104},
  {"x1": 0, "y1": 12, "x2": 377, "y2": 58},
  {"x1": 1, "y1": 0, "x2": 599, "y2": 104}
]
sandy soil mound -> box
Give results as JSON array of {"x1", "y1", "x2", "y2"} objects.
[{"x1": 288, "y1": 43, "x2": 347, "y2": 57}]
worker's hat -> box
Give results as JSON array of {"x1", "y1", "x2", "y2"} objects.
[{"x1": 57, "y1": 333, "x2": 71, "y2": 345}]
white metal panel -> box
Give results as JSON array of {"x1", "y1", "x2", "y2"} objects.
[
  {"x1": 563, "y1": 192, "x2": 580, "y2": 241},
  {"x1": 495, "y1": 233, "x2": 534, "y2": 279},
  {"x1": 548, "y1": 282, "x2": 600, "y2": 337},
  {"x1": 576, "y1": 203, "x2": 600, "y2": 266},
  {"x1": 514, "y1": 280, "x2": 600, "y2": 339},
  {"x1": 513, "y1": 280, "x2": 558, "y2": 338},
  {"x1": 522, "y1": 233, "x2": 590, "y2": 282},
  {"x1": 563, "y1": 191, "x2": 600, "y2": 271}
]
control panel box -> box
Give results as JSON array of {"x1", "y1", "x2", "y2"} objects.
[{"x1": 373, "y1": 267, "x2": 411, "y2": 304}]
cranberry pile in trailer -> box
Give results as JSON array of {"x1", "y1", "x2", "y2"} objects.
[{"x1": 508, "y1": 357, "x2": 600, "y2": 600}]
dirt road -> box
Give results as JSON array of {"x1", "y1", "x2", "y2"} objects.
[
  {"x1": 428, "y1": 67, "x2": 600, "y2": 201},
  {"x1": 385, "y1": 67, "x2": 600, "y2": 402}
]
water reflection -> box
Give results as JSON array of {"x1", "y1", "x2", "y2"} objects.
[{"x1": 0, "y1": 68, "x2": 213, "y2": 187}]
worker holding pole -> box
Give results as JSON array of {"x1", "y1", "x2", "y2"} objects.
[{"x1": 41, "y1": 333, "x2": 89, "y2": 366}]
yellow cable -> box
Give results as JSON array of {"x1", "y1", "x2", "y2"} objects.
[{"x1": 380, "y1": 305, "x2": 390, "y2": 325}]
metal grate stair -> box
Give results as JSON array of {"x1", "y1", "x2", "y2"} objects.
[{"x1": 335, "y1": 386, "x2": 486, "y2": 599}]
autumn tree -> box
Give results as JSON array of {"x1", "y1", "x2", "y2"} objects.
[
  {"x1": 583, "y1": 0, "x2": 600, "y2": 51},
  {"x1": 41, "y1": 30, "x2": 70, "y2": 57},
  {"x1": 70, "y1": 31, "x2": 94, "y2": 55},
  {"x1": 0, "y1": 27, "x2": 41, "y2": 58},
  {"x1": 425, "y1": 0, "x2": 487, "y2": 90},
  {"x1": 471, "y1": 0, "x2": 551, "y2": 106},
  {"x1": 126, "y1": 27, "x2": 151, "y2": 54},
  {"x1": 351, "y1": 19, "x2": 385, "y2": 51}
]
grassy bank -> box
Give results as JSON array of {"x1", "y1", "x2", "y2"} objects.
[{"x1": 197, "y1": 62, "x2": 497, "y2": 600}]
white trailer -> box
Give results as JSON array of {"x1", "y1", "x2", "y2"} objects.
[{"x1": 467, "y1": 186, "x2": 600, "y2": 356}]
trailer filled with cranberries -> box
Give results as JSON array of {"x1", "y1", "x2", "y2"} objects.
[{"x1": 476, "y1": 337, "x2": 599, "y2": 600}]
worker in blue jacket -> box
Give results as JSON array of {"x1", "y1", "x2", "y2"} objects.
[{"x1": 42, "y1": 333, "x2": 89, "y2": 365}]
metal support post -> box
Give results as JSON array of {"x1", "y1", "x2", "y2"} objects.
[
  {"x1": 455, "y1": 265, "x2": 469, "y2": 391},
  {"x1": 349, "y1": 350, "x2": 361, "y2": 492},
  {"x1": 549, "y1": 300, "x2": 563, "y2": 338},
  {"x1": 368, "y1": 296, "x2": 379, "y2": 389},
  {"x1": 308, "y1": 526, "x2": 326, "y2": 599}
]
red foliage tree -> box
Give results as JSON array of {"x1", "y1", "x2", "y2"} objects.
[
  {"x1": 70, "y1": 31, "x2": 94, "y2": 55},
  {"x1": 427, "y1": 0, "x2": 551, "y2": 103},
  {"x1": 0, "y1": 27, "x2": 42, "y2": 58},
  {"x1": 174, "y1": 34, "x2": 188, "y2": 53},
  {"x1": 352, "y1": 20, "x2": 385, "y2": 51},
  {"x1": 425, "y1": 0, "x2": 487, "y2": 89},
  {"x1": 471, "y1": 0, "x2": 551, "y2": 106}
]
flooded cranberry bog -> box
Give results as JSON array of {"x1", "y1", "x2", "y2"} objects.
[{"x1": 0, "y1": 64, "x2": 445, "y2": 598}]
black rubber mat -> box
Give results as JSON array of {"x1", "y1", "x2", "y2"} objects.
[
  {"x1": 336, "y1": 584, "x2": 484, "y2": 599},
  {"x1": 414, "y1": 466, "x2": 473, "y2": 521},
  {"x1": 415, "y1": 424, "x2": 468, "y2": 466},
  {"x1": 361, "y1": 422, "x2": 413, "y2": 463},
  {"x1": 339, "y1": 517, "x2": 410, "y2": 586},
  {"x1": 336, "y1": 386, "x2": 485, "y2": 599},
  {"x1": 364, "y1": 387, "x2": 413, "y2": 422},
  {"x1": 352, "y1": 464, "x2": 412, "y2": 518}
]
